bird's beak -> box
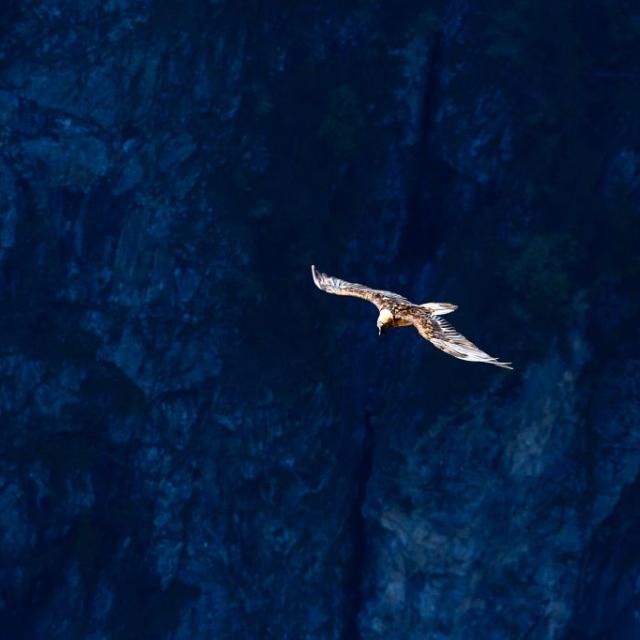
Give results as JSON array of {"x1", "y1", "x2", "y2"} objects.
[{"x1": 378, "y1": 327, "x2": 381, "y2": 336}]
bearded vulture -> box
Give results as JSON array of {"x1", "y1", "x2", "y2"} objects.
[{"x1": 311, "y1": 265, "x2": 512, "y2": 369}]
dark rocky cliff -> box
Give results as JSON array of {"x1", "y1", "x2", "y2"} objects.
[{"x1": 0, "y1": 2, "x2": 639, "y2": 638}]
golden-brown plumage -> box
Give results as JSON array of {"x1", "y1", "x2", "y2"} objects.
[{"x1": 311, "y1": 265, "x2": 512, "y2": 369}]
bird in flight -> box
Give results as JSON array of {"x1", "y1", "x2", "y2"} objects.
[{"x1": 311, "y1": 265, "x2": 512, "y2": 369}]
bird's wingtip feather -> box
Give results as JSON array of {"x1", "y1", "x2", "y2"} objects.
[{"x1": 311, "y1": 264, "x2": 322, "y2": 288}]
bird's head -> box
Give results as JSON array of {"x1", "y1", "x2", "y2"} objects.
[{"x1": 377, "y1": 309, "x2": 394, "y2": 336}]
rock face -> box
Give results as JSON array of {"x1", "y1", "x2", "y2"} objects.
[{"x1": 0, "y1": 2, "x2": 639, "y2": 639}]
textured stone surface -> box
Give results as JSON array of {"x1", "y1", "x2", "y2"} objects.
[{"x1": 0, "y1": 2, "x2": 639, "y2": 639}]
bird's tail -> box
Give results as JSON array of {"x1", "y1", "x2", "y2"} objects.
[{"x1": 420, "y1": 302, "x2": 458, "y2": 315}]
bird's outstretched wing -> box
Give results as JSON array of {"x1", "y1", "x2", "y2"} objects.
[
  {"x1": 311, "y1": 265, "x2": 410, "y2": 309},
  {"x1": 410, "y1": 311, "x2": 513, "y2": 369}
]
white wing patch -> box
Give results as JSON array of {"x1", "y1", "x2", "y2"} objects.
[{"x1": 419, "y1": 302, "x2": 458, "y2": 316}]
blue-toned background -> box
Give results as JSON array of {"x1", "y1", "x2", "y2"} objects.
[{"x1": 1, "y1": 2, "x2": 639, "y2": 638}]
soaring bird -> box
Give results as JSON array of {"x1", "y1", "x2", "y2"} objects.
[{"x1": 311, "y1": 265, "x2": 512, "y2": 369}]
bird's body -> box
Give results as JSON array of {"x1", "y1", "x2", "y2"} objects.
[{"x1": 311, "y1": 265, "x2": 512, "y2": 369}]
